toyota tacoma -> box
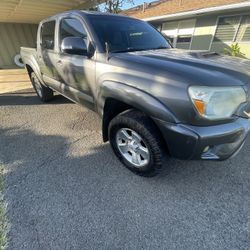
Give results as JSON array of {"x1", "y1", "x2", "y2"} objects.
[{"x1": 21, "y1": 11, "x2": 250, "y2": 176}]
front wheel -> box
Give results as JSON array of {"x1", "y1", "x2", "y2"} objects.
[{"x1": 109, "y1": 110, "x2": 164, "y2": 177}]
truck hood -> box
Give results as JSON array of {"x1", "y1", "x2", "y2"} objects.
[
  {"x1": 106, "y1": 49, "x2": 250, "y2": 126},
  {"x1": 112, "y1": 49, "x2": 250, "y2": 86}
]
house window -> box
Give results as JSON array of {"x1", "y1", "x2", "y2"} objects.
[
  {"x1": 214, "y1": 16, "x2": 241, "y2": 42},
  {"x1": 168, "y1": 36, "x2": 174, "y2": 44},
  {"x1": 162, "y1": 19, "x2": 196, "y2": 49},
  {"x1": 177, "y1": 35, "x2": 192, "y2": 43},
  {"x1": 236, "y1": 15, "x2": 250, "y2": 42},
  {"x1": 213, "y1": 14, "x2": 250, "y2": 43}
]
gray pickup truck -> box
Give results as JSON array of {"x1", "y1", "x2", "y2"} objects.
[{"x1": 21, "y1": 11, "x2": 250, "y2": 176}]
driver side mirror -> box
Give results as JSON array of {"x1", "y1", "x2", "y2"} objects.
[{"x1": 61, "y1": 37, "x2": 88, "y2": 56}]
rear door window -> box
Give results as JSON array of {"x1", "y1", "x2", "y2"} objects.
[{"x1": 41, "y1": 21, "x2": 56, "y2": 50}]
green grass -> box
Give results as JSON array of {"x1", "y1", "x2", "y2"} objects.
[{"x1": 0, "y1": 166, "x2": 9, "y2": 250}]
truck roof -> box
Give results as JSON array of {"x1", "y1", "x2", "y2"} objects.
[
  {"x1": 80, "y1": 10, "x2": 124, "y2": 16},
  {"x1": 41, "y1": 10, "x2": 136, "y2": 23}
]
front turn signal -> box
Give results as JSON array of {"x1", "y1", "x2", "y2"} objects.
[{"x1": 194, "y1": 99, "x2": 205, "y2": 115}]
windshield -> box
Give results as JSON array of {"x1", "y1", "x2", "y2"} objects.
[{"x1": 88, "y1": 15, "x2": 170, "y2": 53}]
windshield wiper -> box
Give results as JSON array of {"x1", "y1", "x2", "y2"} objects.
[{"x1": 149, "y1": 46, "x2": 169, "y2": 50}]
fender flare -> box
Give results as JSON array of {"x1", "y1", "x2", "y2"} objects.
[
  {"x1": 25, "y1": 62, "x2": 44, "y2": 86},
  {"x1": 98, "y1": 81, "x2": 178, "y2": 124}
]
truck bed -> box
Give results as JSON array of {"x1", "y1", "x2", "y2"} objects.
[{"x1": 20, "y1": 47, "x2": 37, "y2": 67}]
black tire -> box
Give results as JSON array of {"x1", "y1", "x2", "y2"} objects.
[
  {"x1": 108, "y1": 109, "x2": 164, "y2": 177},
  {"x1": 30, "y1": 72, "x2": 54, "y2": 102}
]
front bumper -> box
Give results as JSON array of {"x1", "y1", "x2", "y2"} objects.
[{"x1": 154, "y1": 117, "x2": 250, "y2": 160}]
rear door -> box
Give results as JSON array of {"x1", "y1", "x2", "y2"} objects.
[
  {"x1": 38, "y1": 20, "x2": 59, "y2": 90},
  {"x1": 54, "y1": 17, "x2": 95, "y2": 110}
]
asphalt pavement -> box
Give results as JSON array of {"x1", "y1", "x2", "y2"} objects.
[{"x1": 0, "y1": 89, "x2": 250, "y2": 250}]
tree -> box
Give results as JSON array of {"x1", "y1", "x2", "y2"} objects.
[
  {"x1": 89, "y1": 6, "x2": 100, "y2": 11},
  {"x1": 104, "y1": 0, "x2": 134, "y2": 13}
]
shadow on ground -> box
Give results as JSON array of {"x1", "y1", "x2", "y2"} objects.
[
  {"x1": 1, "y1": 124, "x2": 249, "y2": 250},
  {"x1": 0, "y1": 89, "x2": 72, "y2": 106}
]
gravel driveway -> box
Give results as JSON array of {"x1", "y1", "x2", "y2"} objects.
[{"x1": 0, "y1": 90, "x2": 250, "y2": 250}]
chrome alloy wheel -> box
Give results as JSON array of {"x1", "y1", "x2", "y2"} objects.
[{"x1": 116, "y1": 128, "x2": 150, "y2": 168}]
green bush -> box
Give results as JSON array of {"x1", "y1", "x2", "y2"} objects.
[{"x1": 224, "y1": 43, "x2": 245, "y2": 57}]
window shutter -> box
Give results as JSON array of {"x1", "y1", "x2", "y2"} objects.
[
  {"x1": 236, "y1": 15, "x2": 250, "y2": 42},
  {"x1": 214, "y1": 16, "x2": 241, "y2": 42}
]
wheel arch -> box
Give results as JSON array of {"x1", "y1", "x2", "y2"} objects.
[
  {"x1": 102, "y1": 98, "x2": 133, "y2": 141},
  {"x1": 26, "y1": 64, "x2": 34, "y2": 77},
  {"x1": 24, "y1": 60, "x2": 45, "y2": 87},
  {"x1": 99, "y1": 81, "x2": 177, "y2": 142}
]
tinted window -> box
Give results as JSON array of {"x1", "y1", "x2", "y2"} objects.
[
  {"x1": 60, "y1": 18, "x2": 88, "y2": 49},
  {"x1": 41, "y1": 21, "x2": 55, "y2": 50},
  {"x1": 88, "y1": 16, "x2": 170, "y2": 52}
]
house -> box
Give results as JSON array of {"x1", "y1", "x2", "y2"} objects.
[
  {"x1": 123, "y1": 0, "x2": 250, "y2": 58},
  {"x1": 0, "y1": 0, "x2": 99, "y2": 69}
]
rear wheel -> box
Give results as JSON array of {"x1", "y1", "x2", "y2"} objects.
[
  {"x1": 30, "y1": 72, "x2": 54, "y2": 102},
  {"x1": 109, "y1": 110, "x2": 164, "y2": 177}
]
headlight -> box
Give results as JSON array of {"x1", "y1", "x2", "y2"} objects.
[{"x1": 188, "y1": 86, "x2": 247, "y2": 120}]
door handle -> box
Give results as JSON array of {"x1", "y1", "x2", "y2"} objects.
[{"x1": 57, "y1": 60, "x2": 63, "y2": 66}]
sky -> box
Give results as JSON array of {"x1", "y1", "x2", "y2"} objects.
[{"x1": 98, "y1": 0, "x2": 154, "y2": 12}]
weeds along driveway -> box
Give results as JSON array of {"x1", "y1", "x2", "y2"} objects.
[{"x1": 0, "y1": 90, "x2": 250, "y2": 250}]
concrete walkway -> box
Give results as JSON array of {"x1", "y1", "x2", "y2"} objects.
[{"x1": 0, "y1": 69, "x2": 31, "y2": 94}]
